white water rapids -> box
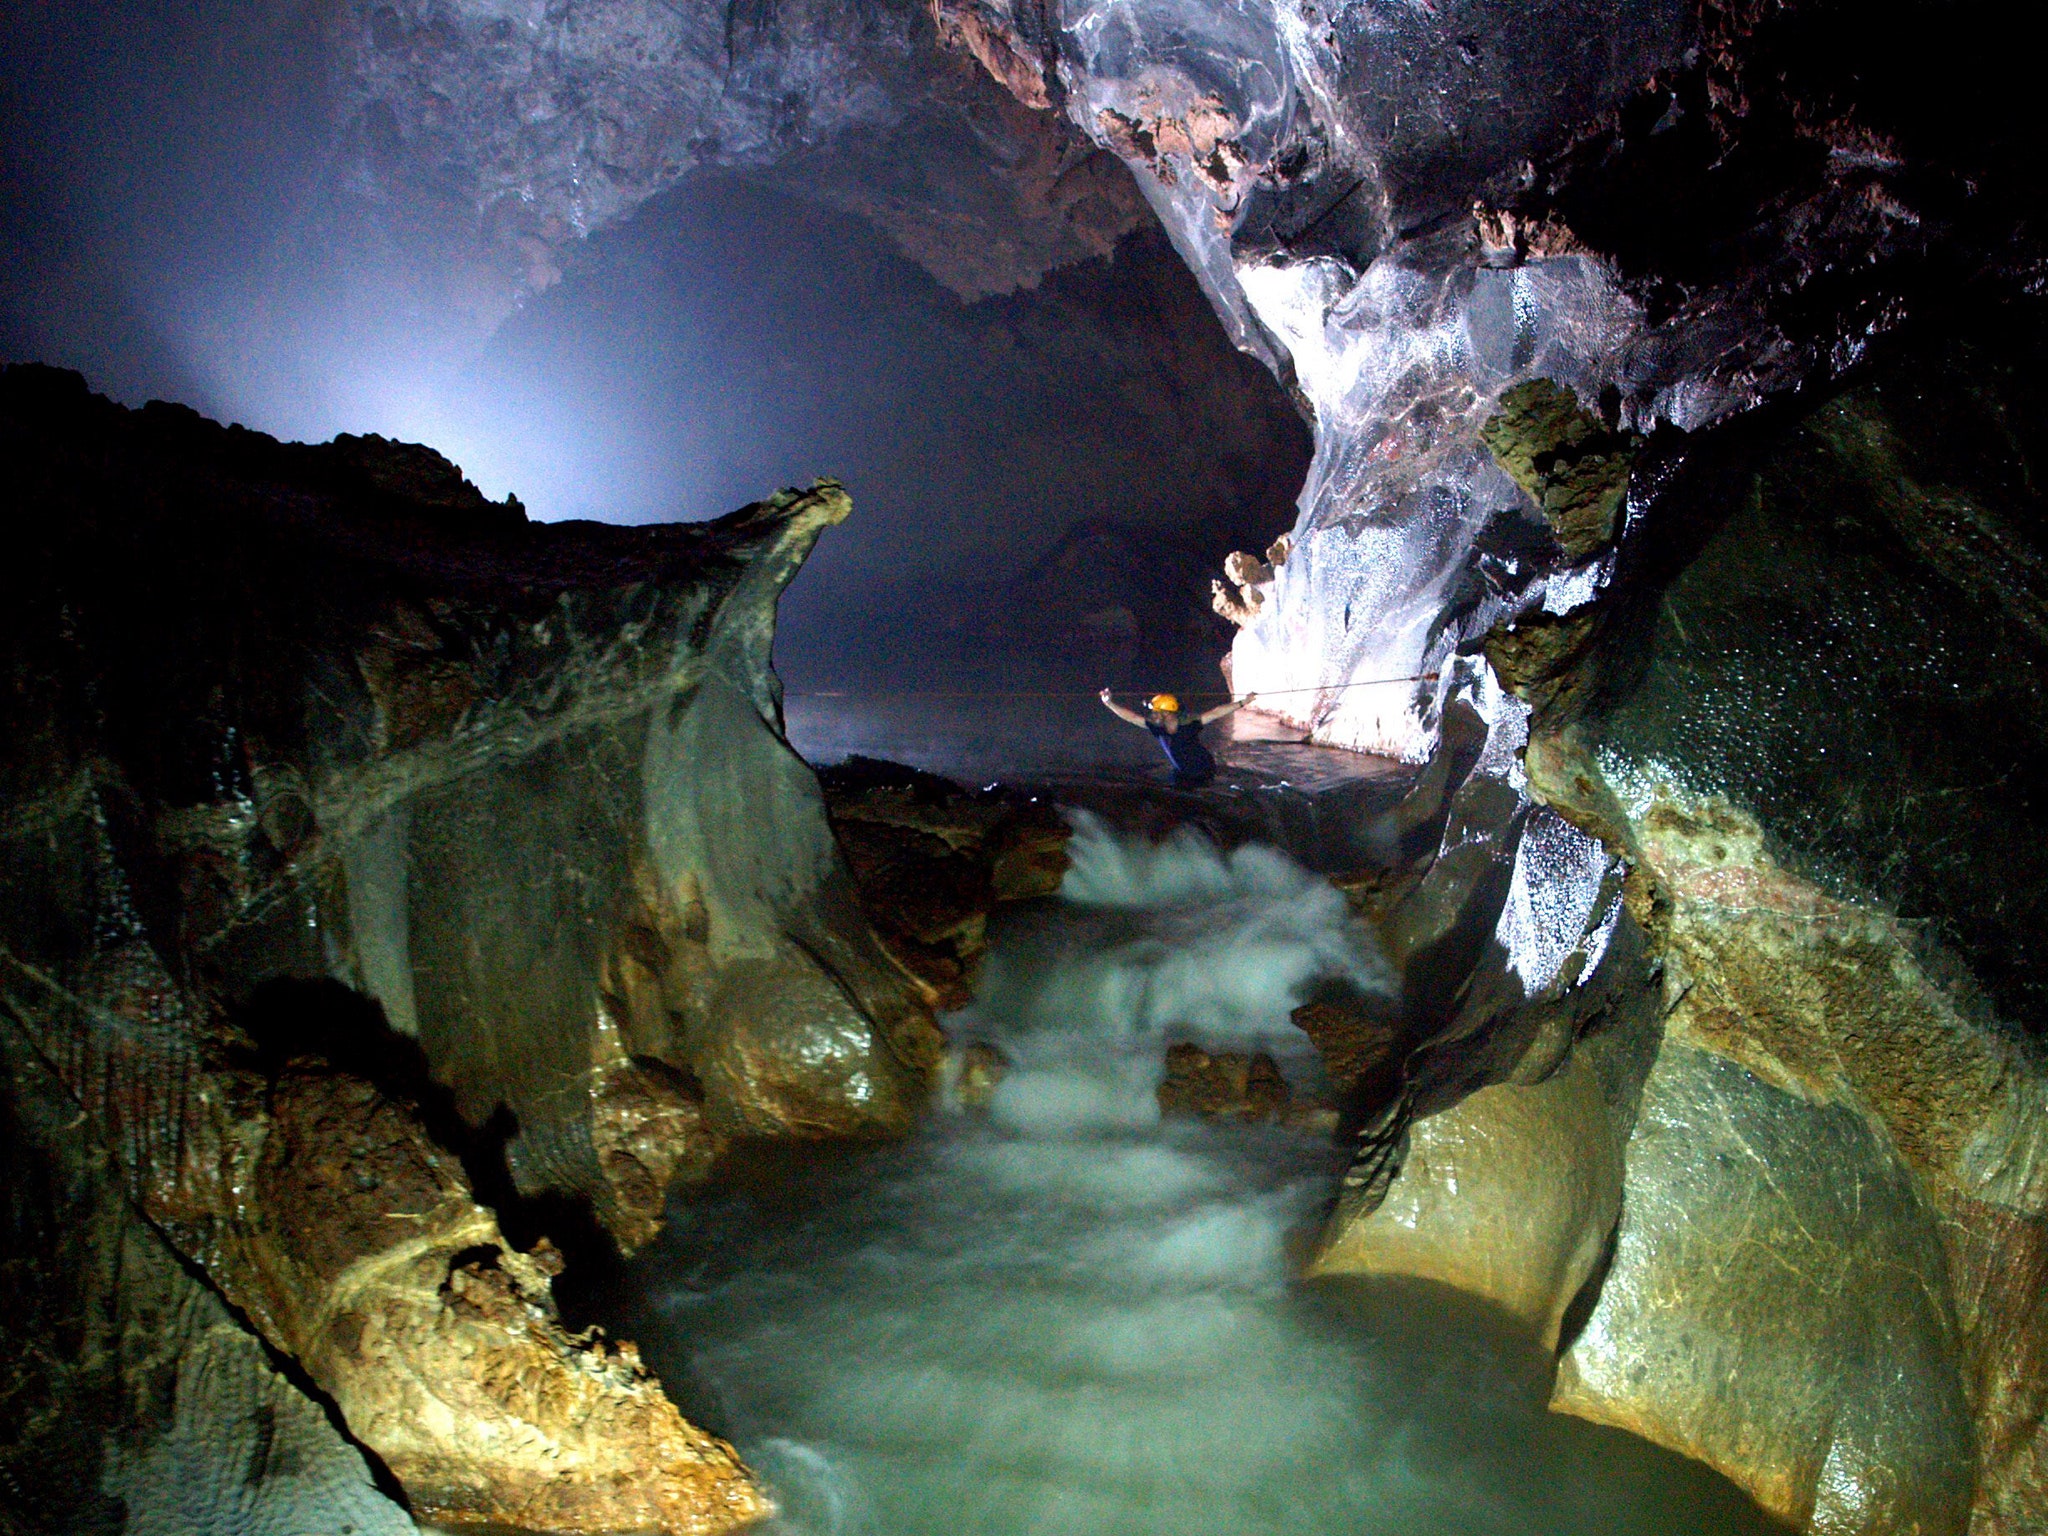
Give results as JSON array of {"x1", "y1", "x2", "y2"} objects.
[{"x1": 621, "y1": 815, "x2": 1779, "y2": 1536}]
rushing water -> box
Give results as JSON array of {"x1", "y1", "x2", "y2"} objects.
[{"x1": 619, "y1": 816, "x2": 1782, "y2": 1536}]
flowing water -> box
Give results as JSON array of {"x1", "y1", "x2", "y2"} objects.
[{"x1": 620, "y1": 815, "x2": 1783, "y2": 1536}]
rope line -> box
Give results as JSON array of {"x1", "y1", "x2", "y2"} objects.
[{"x1": 785, "y1": 672, "x2": 1438, "y2": 701}]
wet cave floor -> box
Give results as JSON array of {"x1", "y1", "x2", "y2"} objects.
[{"x1": 577, "y1": 812, "x2": 1791, "y2": 1536}]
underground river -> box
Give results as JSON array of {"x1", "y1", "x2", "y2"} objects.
[{"x1": 596, "y1": 814, "x2": 1786, "y2": 1536}]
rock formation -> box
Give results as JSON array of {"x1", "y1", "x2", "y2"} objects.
[
  {"x1": 1156, "y1": 1042, "x2": 1292, "y2": 1123},
  {"x1": 0, "y1": 361, "x2": 943, "y2": 1528},
  {"x1": 8, "y1": 0, "x2": 2048, "y2": 1528},
  {"x1": 820, "y1": 756, "x2": 1070, "y2": 1011},
  {"x1": 1210, "y1": 536, "x2": 1290, "y2": 628}
]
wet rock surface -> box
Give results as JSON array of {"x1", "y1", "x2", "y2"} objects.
[
  {"x1": 1479, "y1": 314, "x2": 2048, "y2": 1532},
  {"x1": 1599, "y1": 318, "x2": 2048, "y2": 1028},
  {"x1": 1537, "y1": 781, "x2": 2048, "y2": 1536},
  {"x1": 1155, "y1": 1042, "x2": 1292, "y2": 1124},
  {"x1": 1311, "y1": 1047, "x2": 1626, "y2": 1351},
  {"x1": 1554, "y1": 1037, "x2": 1974, "y2": 1536},
  {"x1": 821, "y1": 755, "x2": 1070, "y2": 1011},
  {"x1": 228, "y1": 1064, "x2": 766, "y2": 1533},
  {"x1": 0, "y1": 1028, "x2": 416, "y2": 1536},
  {"x1": 903, "y1": 5, "x2": 2048, "y2": 1529}
]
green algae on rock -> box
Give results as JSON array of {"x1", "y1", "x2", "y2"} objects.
[{"x1": 1478, "y1": 379, "x2": 1636, "y2": 563}]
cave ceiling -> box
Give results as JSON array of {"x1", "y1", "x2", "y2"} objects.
[{"x1": 339, "y1": 0, "x2": 1153, "y2": 322}]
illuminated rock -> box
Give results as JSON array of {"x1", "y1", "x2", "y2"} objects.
[
  {"x1": 924, "y1": 10, "x2": 2048, "y2": 1525},
  {"x1": 0, "y1": 1028, "x2": 417, "y2": 1536},
  {"x1": 231, "y1": 1067, "x2": 768, "y2": 1533},
  {"x1": 1552, "y1": 1035, "x2": 1974, "y2": 1536},
  {"x1": 1309, "y1": 1047, "x2": 1623, "y2": 1349},
  {"x1": 1545, "y1": 785, "x2": 2048, "y2": 1536}
]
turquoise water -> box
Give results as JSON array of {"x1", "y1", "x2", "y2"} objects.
[{"x1": 622, "y1": 818, "x2": 1782, "y2": 1536}]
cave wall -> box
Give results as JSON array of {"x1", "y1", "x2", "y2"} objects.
[
  {"x1": 1281, "y1": 304, "x2": 2048, "y2": 1536},
  {"x1": 1599, "y1": 322, "x2": 2048, "y2": 1027},
  {"x1": 1532, "y1": 317, "x2": 2048, "y2": 1535},
  {"x1": 928, "y1": 0, "x2": 2041, "y2": 757}
]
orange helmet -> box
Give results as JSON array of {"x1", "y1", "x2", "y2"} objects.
[{"x1": 1148, "y1": 693, "x2": 1180, "y2": 713}]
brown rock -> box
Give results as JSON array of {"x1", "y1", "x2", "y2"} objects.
[
  {"x1": 1308, "y1": 1047, "x2": 1623, "y2": 1348},
  {"x1": 1157, "y1": 1043, "x2": 1291, "y2": 1123},
  {"x1": 824, "y1": 763, "x2": 1071, "y2": 1009},
  {"x1": 989, "y1": 816, "x2": 1073, "y2": 902},
  {"x1": 591, "y1": 1045, "x2": 726, "y2": 1256},
  {"x1": 953, "y1": 1040, "x2": 1008, "y2": 1110},
  {"x1": 229, "y1": 1066, "x2": 769, "y2": 1534},
  {"x1": 1551, "y1": 1039, "x2": 1974, "y2": 1536},
  {"x1": 695, "y1": 959, "x2": 922, "y2": 1139},
  {"x1": 1290, "y1": 993, "x2": 1403, "y2": 1095},
  {"x1": 928, "y1": 0, "x2": 1051, "y2": 110}
]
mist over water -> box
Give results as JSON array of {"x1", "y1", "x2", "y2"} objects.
[{"x1": 622, "y1": 818, "x2": 1783, "y2": 1536}]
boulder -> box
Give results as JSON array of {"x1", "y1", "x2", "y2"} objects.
[
  {"x1": 1156, "y1": 1043, "x2": 1292, "y2": 1123},
  {"x1": 821, "y1": 756, "x2": 1071, "y2": 1011},
  {"x1": 1553, "y1": 1037, "x2": 1974, "y2": 1536},
  {"x1": 1307, "y1": 1044, "x2": 1624, "y2": 1348},
  {"x1": 233, "y1": 1067, "x2": 767, "y2": 1533}
]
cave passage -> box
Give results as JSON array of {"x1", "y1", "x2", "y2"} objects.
[{"x1": 607, "y1": 816, "x2": 1784, "y2": 1536}]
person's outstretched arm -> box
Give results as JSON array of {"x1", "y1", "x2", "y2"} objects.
[
  {"x1": 1098, "y1": 689, "x2": 1149, "y2": 727},
  {"x1": 1198, "y1": 693, "x2": 1256, "y2": 726}
]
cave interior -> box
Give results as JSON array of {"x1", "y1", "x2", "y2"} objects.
[{"x1": 3, "y1": 1, "x2": 2048, "y2": 1533}]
